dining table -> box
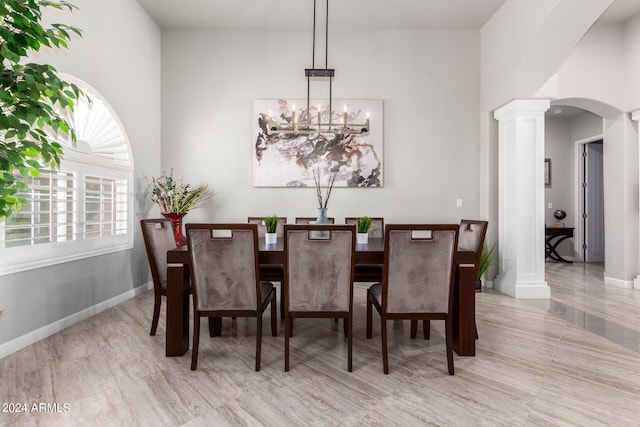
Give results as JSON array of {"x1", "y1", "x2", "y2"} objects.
[{"x1": 165, "y1": 237, "x2": 478, "y2": 357}]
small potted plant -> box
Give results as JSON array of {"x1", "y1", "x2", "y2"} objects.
[
  {"x1": 263, "y1": 215, "x2": 279, "y2": 244},
  {"x1": 356, "y1": 216, "x2": 372, "y2": 244},
  {"x1": 476, "y1": 239, "x2": 496, "y2": 291}
]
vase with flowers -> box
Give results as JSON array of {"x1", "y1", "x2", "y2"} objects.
[
  {"x1": 312, "y1": 168, "x2": 337, "y2": 237},
  {"x1": 151, "y1": 170, "x2": 214, "y2": 247}
]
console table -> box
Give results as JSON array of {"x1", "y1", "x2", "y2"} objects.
[{"x1": 545, "y1": 227, "x2": 574, "y2": 263}]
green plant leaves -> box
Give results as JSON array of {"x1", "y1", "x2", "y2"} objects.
[{"x1": 0, "y1": 0, "x2": 83, "y2": 221}]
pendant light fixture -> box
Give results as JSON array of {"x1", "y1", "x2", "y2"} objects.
[{"x1": 269, "y1": 0, "x2": 369, "y2": 136}]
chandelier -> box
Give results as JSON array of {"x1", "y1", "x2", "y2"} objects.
[{"x1": 269, "y1": 0, "x2": 370, "y2": 136}]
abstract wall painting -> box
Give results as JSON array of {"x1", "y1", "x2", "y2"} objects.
[{"x1": 252, "y1": 99, "x2": 383, "y2": 187}]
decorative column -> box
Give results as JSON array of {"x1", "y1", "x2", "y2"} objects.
[
  {"x1": 632, "y1": 110, "x2": 640, "y2": 290},
  {"x1": 494, "y1": 99, "x2": 551, "y2": 298}
]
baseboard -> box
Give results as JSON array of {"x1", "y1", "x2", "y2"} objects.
[
  {"x1": 495, "y1": 277, "x2": 550, "y2": 299},
  {"x1": 604, "y1": 276, "x2": 634, "y2": 289},
  {"x1": 0, "y1": 281, "x2": 152, "y2": 360}
]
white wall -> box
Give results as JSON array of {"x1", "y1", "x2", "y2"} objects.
[
  {"x1": 0, "y1": 0, "x2": 161, "y2": 352},
  {"x1": 556, "y1": 22, "x2": 626, "y2": 112},
  {"x1": 551, "y1": 16, "x2": 640, "y2": 284},
  {"x1": 161, "y1": 29, "x2": 481, "y2": 224},
  {"x1": 624, "y1": 14, "x2": 640, "y2": 111}
]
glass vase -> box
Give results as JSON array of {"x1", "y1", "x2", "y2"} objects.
[
  {"x1": 162, "y1": 212, "x2": 187, "y2": 247},
  {"x1": 316, "y1": 207, "x2": 328, "y2": 225},
  {"x1": 313, "y1": 207, "x2": 329, "y2": 239}
]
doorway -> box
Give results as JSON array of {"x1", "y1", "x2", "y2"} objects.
[{"x1": 576, "y1": 139, "x2": 604, "y2": 262}]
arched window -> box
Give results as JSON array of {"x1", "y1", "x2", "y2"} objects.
[{"x1": 0, "y1": 75, "x2": 134, "y2": 275}]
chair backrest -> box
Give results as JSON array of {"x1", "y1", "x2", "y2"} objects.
[
  {"x1": 186, "y1": 224, "x2": 260, "y2": 312},
  {"x1": 284, "y1": 224, "x2": 355, "y2": 312},
  {"x1": 295, "y1": 217, "x2": 335, "y2": 224},
  {"x1": 458, "y1": 220, "x2": 488, "y2": 266},
  {"x1": 248, "y1": 216, "x2": 287, "y2": 237},
  {"x1": 140, "y1": 218, "x2": 176, "y2": 291},
  {"x1": 345, "y1": 217, "x2": 384, "y2": 238},
  {"x1": 383, "y1": 224, "x2": 458, "y2": 315}
]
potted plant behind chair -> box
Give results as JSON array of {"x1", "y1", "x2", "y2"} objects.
[
  {"x1": 263, "y1": 215, "x2": 279, "y2": 245},
  {"x1": 356, "y1": 216, "x2": 372, "y2": 244},
  {"x1": 476, "y1": 239, "x2": 496, "y2": 291}
]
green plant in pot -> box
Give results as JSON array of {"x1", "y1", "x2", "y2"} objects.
[
  {"x1": 0, "y1": 1, "x2": 84, "y2": 221},
  {"x1": 263, "y1": 214, "x2": 279, "y2": 244},
  {"x1": 356, "y1": 216, "x2": 372, "y2": 244},
  {"x1": 476, "y1": 239, "x2": 496, "y2": 291}
]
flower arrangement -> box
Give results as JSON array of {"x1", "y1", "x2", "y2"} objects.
[
  {"x1": 312, "y1": 167, "x2": 337, "y2": 209},
  {"x1": 151, "y1": 170, "x2": 214, "y2": 214}
]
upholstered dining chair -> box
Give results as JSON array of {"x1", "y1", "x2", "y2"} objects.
[
  {"x1": 248, "y1": 217, "x2": 287, "y2": 319},
  {"x1": 294, "y1": 216, "x2": 335, "y2": 224},
  {"x1": 140, "y1": 218, "x2": 176, "y2": 336},
  {"x1": 367, "y1": 224, "x2": 459, "y2": 375},
  {"x1": 345, "y1": 217, "x2": 384, "y2": 282},
  {"x1": 186, "y1": 223, "x2": 277, "y2": 371},
  {"x1": 411, "y1": 219, "x2": 488, "y2": 340},
  {"x1": 283, "y1": 224, "x2": 356, "y2": 372}
]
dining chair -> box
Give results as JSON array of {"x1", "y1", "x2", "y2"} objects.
[
  {"x1": 367, "y1": 224, "x2": 458, "y2": 375},
  {"x1": 186, "y1": 223, "x2": 277, "y2": 371},
  {"x1": 294, "y1": 216, "x2": 335, "y2": 224},
  {"x1": 457, "y1": 219, "x2": 488, "y2": 339},
  {"x1": 283, "y1": 224, "x2": 356, "y2": 372},
  {"x1": 411, "y1": 219, "x2": 488, "y2": 340},
  {"x1": 140, "y1": 218, "x2": 176, "y2": 336},
  {"x1": 345, "y1": 217, "x2": 384, "y2": 282},
  {"x1": 248, "y1": 216, "x2": 287, "y2": 319}
]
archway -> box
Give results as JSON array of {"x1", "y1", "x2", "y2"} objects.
[{"x1": 546, "y1": 98, "x2": 636, "y2": 288}]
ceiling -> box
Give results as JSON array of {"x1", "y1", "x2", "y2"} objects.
[{"x1": 136, "y1": 0, "x2": 640, "y2": 30}]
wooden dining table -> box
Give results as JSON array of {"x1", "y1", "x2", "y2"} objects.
[{"x1": 165, "y1": 237, "x2": 478, "y2": 357}]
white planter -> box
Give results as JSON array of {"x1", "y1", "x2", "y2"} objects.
[
  {"x1": 356, "y1": 232, "x2": 369, "y2": 245},
  {"x1": 265, "y1": 232, "x2": 277, "y2": 245}
]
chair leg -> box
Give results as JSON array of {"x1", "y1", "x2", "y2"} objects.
[
  {"x1": 423, "y1": 319, "x2": 430, "y2": 339},
  {"x1": 191, "y1": 315, "x2": 200, "y2": 371},
  {"x1": 474, "y1": 320, "x2": 478, "y2": 340},
  {"x1": 208, "y1": 317, "x2": 217, "y2": 337},
  {"x1": 289, "y1": 318, "x2": 294, "y2": 337},
  {"x1": 214, "y1": 317, "x2": 222, "y2": 336},
  {"x1": 270, "y1": 295, "x2": 278, "y2": 337},
  {"x1": 280, "y1": 284, "x2": 284, "y2": 320},
  {"x1": 410, "y1": 320, "x2": 417, "y2": 339},
  {"x1": 284, "y1": 316, "x2": 290, "y2": 372},
  {"x1": 256, "y1": 313, "x2": 262, "y2": 371},
  {"x1": 150, "y1": 293, "x2": 161, "y2": 336},
  {"x1": 366, "y1": 290, "x2": 372, "y2": 339},
  {"x1": 445, "y1": 316, "x2": 454, "y2": 375},
  {"x1": 343, "y1": 316, "x2": 348, "y2": 338},
  {"x1": 381, "y1": 315, "x2": 389, "y2": 374},
  {"x1": 347, "y1": 315, "x2": 353, "y2": 372}
]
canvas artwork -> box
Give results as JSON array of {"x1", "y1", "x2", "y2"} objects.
[{"x1": 252, "y1": 99, "x2": 383, "y2": 187}]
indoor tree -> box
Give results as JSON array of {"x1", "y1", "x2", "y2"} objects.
[{"x1": 0, "y1": 0, "x2": 83, "y2": 220}]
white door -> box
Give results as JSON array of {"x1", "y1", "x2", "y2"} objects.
[{"x1": 584, "y1": 142, "x2": 604, "y2": 262}]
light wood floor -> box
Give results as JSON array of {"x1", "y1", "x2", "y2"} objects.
[{"x1": 1, "y1": 263, "x2": 639, "y2": 426}]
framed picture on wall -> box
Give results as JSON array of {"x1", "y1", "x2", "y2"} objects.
[
  {"x1": 252, "y1": 99, "x2": 383, "y2": 187},
  {"x1": 545, "y1": 158, "x2": 551, "y2": 186}
]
